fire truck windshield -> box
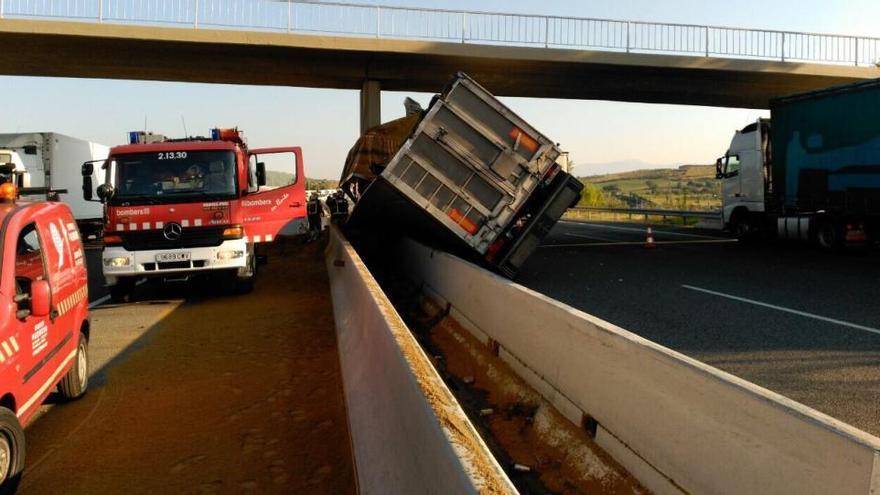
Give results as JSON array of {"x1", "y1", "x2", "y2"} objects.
[{"x1": 111, "y1": 150, "x2": 237, "y2": 204}]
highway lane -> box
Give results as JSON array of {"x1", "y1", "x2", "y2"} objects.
[{"x1": 518, "y1": 219, "x2": 880, "y2": 435}]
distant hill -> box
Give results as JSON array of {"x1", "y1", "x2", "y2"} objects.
[
  {"x1": 264, "y1": 171, "x2": 338, "y2": 190},
  {"x1": 266, "y1": 170, "x2": 294, "y2": 187},
  {"x1": 575, "y1": 159, "x2": 674, "y2": 176},
  {"x1": 577, "y1": 164, "x2": 719, "y2": 210}
]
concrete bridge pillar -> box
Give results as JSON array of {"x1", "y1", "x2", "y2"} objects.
[{"x1": 360, "y1": 80, "x2": 381, "y2": 134}]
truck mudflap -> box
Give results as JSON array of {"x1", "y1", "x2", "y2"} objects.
[
  {"x1": 241, "y1": 146, "x2": 307, "y2": 242},
  {"x1": 491, "y1": 173, "x2": 584, "y2": 278}
]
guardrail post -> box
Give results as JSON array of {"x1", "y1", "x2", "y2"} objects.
[
  {"x1": 376, "y1": 6, "x2": 380, "y2": 38},
  {"x1": 781, "y1": 32, "x2": 785, "y2": 61},
  {"x1": 0, "y1": 0, "x2": 4, "y2": 19},
  {"x1": 705, "y1": 26, "x2": 709, "y2": 56},
  {"x1": 287, "y1": 0, "x2": 291, "y2": 32},
  {"x1": 626, "y1": 22, "x2": 630, "y2": 53},
  {"x1": 194, "y1": 0, "x2": 199, "y2": 28},
  {"x1": 98, "y1": 0, "x2": 103, "y2": 23},
  {"x1": 461, "y1": 12, "x2": 466, "y2": 43},
  {"x1": 544, "y1": 17, "x2": 549, "y2": 48},
  {"x1": 854, "y1": 37, "x2": 859, "y2": 66}
]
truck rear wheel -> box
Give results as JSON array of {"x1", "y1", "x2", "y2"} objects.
[
  {"x1": 0, "y1": 408, "x2": 24, "y2": 495},
  {"x1": 816, "y1": 219, "x2": 842, "y2": 250},
  {"x1": 59, "y1": 332, "x2": 89, "y2": 400}
]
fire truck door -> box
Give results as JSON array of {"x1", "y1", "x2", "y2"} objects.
[{"x1": 242, "y1": 147, "x2": 308, "y2": 241}]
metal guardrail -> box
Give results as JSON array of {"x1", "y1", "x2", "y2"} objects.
[
  {"x1": 570, "y1": 206, "x2": 721, "y2": 221},
  {"x1": 0, "y1": 0, "x2": 879, "y2": 67}
]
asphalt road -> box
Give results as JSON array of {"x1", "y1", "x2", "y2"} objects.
[
  {"x1": 517, "y1": 220, "x2": 880, "y2": 435},
  {"x1": 21, "y1": 240, "x2": 354, "y2": 494}
]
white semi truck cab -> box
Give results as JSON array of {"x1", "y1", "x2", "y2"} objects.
[
  {"x1": 716, "y1": 119, "x2": 771, "y2": 239},
  {"x1": 717, "y1": 79, "x2": 880, "y2": 248}
]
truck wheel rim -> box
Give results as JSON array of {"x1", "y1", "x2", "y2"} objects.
[
  {"x1": 77, "y1": 342, "x2": 87, "y2": 387},
  {"x1": 0, "y1": 435, "x2": 11, "y2": 481}
]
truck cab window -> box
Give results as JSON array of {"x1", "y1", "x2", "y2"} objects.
[
  {"x1": 725, "y1": 155, "x2": 741, "y2": 177},
  {"x1": 15, "y1": 223, "x2": 46, "y2": 294},
  {"x1": 248, "y1": 155, "x2": 259, "y2": 193}
]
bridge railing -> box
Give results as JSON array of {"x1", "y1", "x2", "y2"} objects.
[{"x1": 2, "y1": 0, "x2": 879, "y2": 67}]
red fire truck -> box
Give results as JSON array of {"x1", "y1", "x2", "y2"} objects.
[
  {"x1": 0, "y1": 168, "x2": 91, "y2": 491},
  {"x1": 81, "y1": 129, "x2": 307, "y2": 302}
]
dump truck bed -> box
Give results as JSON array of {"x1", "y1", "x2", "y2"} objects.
[{"x1": 345, "y1": 73, "x2": 582, "y2": 277}]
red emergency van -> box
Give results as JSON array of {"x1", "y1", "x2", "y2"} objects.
[{"x1": 0, "y1": 181, "x2": 90, "y2": 492}]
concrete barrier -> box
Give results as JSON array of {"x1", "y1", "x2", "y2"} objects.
[
  {"x1": 325, "y1": 228, "x2": 515, "y2": 495},
  {"x1": 398, "y1": 238, "x2": 880, "y2": 495}
]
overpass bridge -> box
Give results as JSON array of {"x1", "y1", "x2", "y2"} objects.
[{"x1": 1, "y1": 0, "x2": 880, "y2": 131}]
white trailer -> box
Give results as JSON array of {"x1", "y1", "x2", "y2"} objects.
[{"x1": 0, "y1": 133, "x2": 108, "y2": 236}]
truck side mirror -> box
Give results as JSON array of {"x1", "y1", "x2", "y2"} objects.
[
  {"x1": 256, "y1": 162, "x2": 267, "y2": 186},
  {"x1": 82, "y1": 162, "x2": 94, "y2": 176},
  {"x1": 715, "y1": 157, "x2": 724, "y2": 179},
  {"x1": 96, "y1": 184, "x2": 115, "y2": 202},
  {"x1": 83, "y1": 175, "x2": 93, "y2": 201},
  {"x1": 29, "y1": 280, "x2": 51, "y2": 318}
]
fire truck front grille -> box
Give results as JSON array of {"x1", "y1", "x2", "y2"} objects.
[
  {"x1": 120, "y1": 226, "x2": 226, "y2": 251},
  {"x1": 144, "y1": 260, "x2": 208, "y2": 271}
]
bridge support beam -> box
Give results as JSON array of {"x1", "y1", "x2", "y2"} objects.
[{"x1": 360, "y1": 80, "x2": 381, "y2": 134}]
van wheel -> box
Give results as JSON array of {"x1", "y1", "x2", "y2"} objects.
[
  {"x1": 109, "y1": 279, "x2": 135, "y2": 304},
  {"x1": 0, "y1": 408, "x2": 25, "y2": 495},
  {"x1": 59, "y1": 332, "x2": 89, "y2": 400}
]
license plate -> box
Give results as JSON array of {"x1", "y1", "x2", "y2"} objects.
[{"x1": 155, "y1": 252, "x2": 191, "y2": 262}]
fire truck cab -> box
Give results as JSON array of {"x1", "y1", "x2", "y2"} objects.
[
  {"x1": 0, "y1": 167, "x2": 90, "y2": 491},
  {"x1": 83, "y1": 129, "x2": 307, "y2": 302}
]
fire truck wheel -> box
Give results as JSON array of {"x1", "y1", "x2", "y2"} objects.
[
  {"x1": 59, "y1": 332, "x2": 89, "y2": 400},
  {"x1": 0, "y1": 408, "x2": 24, "y2": 494},
  {"x1": 109, "y1": 279, "x2": 136, "y2": 304}
]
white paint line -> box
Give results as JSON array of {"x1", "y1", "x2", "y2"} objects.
[
  {"x1": 88, "y1": 294, "x2": 112, "y2": 309},
  {"x1": 542, "y1": 239, "x2": 737, "y2": 248},
  {"x1": 560, "y1": 220, "x2": 723, "y2": 239},
  {"x1": 682, "y1": 284, "x2": 880, "y2": 336},
  {"x1": 564, "y1": 232, "x2": 622, "y2": 243}
]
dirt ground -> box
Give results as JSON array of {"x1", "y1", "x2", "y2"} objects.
[
  {"x1": 19, "y1": 238, "x2": 356, "y2": 494},
  {"x1": 430, "y1": 314, "x2": 647, "y2": 495}
]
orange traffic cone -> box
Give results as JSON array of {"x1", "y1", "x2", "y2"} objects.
[{"x1": 645, "y1": 225, "x2": 657, "y2": 248}]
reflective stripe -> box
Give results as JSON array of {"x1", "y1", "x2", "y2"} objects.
[
  {"x1": 2, "y1": 342, "x2": 12, "y2": 358},
  {"x1": 181, "y1": 219, "x2": 190, "y2": 227},
  {"x1": 9, "y1": 337, "x2": 19, "y2": 352},
  {"x1": 18, "y1": 349, "x2": 77, "y2": 419}
]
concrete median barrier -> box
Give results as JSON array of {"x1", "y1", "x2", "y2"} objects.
[
  {"x1": 398, "y1": 238, "x2": 880, "y2": 495},
  {"x1": 325, "y1": 228, "x2": 516, "y2": 495}
]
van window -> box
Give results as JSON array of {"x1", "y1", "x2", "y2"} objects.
[{"x1": 15, "y1": 223, "x2": 46, "y2": 293}]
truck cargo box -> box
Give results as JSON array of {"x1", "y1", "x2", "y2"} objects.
[
  {"x1": 343, "y1": 73, "x2": 582, "y2": 277},
  {"x1": 770, "y1": 80, "x2": 880, "y2": 214},
  {"x1": 0, "y1": 132, "x2": 108, "y2": 231}
]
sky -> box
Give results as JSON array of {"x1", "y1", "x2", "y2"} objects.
[{"x1": 1, "y1": 0, "x2": 879, "y2": 178}]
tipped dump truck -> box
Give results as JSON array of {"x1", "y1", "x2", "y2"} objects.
[{"x1": 341, "y1": 72, "x2": 583, "y2": 277}]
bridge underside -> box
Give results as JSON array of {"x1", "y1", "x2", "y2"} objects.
[{"x1": 0, "y1": 19, "x2": 878, "y2": 110}]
